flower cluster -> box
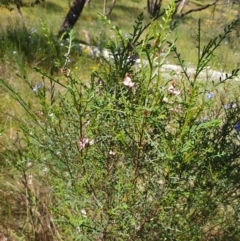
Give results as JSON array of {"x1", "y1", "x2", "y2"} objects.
[
  {"x1": 79, "y1": 137, "x2": 94, "y2": 150},
  {"x1": 168, "y1": 82, "x2": 181, "y2": 95}
]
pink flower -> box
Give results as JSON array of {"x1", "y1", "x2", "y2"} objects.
[
  {"x1": 168, "y1": 82, "x2": 181, "y2": 95},
  {"x1": 79, "y1": 137, "x2": 94, "y2": 150},
  {"x1": 123, "y1": 74, "x2": 135, "y2": 87}
]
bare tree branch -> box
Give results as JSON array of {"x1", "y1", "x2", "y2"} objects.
[
  {"x1": 180, "y1": 0, "x2": 219, "y2": 17},
  {"x1": 103, "y1": 0, "x2": 117, "y2": 16}
]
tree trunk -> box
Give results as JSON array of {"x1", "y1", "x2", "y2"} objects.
[
  {"x1": 147, "y1": 0, "x2": 162, "y2": 18},
  {"x1": 58, "y1": 0, "x2": 87, "y2": 37}
]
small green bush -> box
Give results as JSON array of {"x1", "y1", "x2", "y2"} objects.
[{"x1": 1, "y1": 2, "x2": 240, "y2": 240}]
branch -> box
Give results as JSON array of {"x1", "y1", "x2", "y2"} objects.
[
  {"x1": 103, "y1": 0, "x2": 117, "y2": 16},
  {"x1": 180, "y1": 0, "x2": 219, "y2": 17}
]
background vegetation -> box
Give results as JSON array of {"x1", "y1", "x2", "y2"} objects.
[{"x1": 1, "y1": 0, "x2": 240, "y2": 240}]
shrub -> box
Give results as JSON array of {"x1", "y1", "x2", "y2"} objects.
[{"x1": 1, "y1": 2, "x2": 240, "y2": 240}]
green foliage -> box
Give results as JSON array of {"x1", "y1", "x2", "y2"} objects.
[{"x1": 1, "y1": 2, "x2": 240, "y2": 240}]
